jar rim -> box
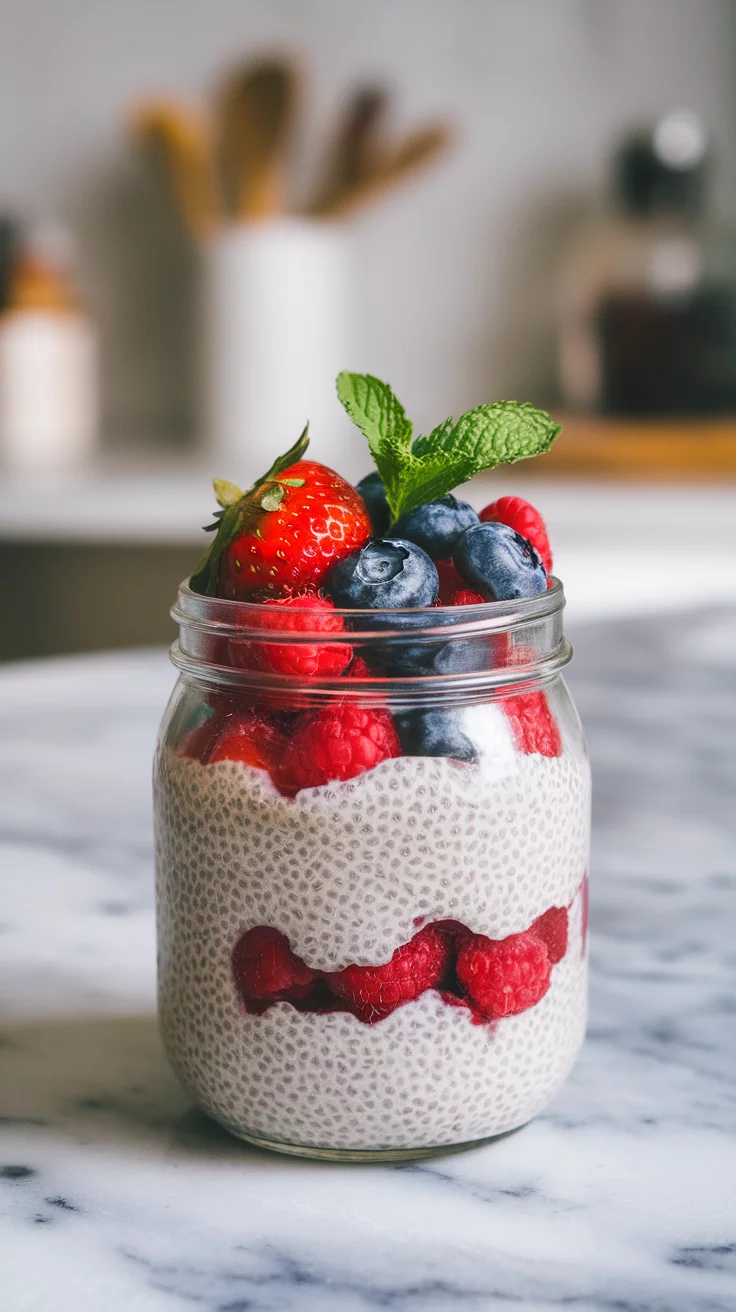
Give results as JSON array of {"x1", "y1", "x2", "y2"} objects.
[
  {"x1": 172, "y1": 576, "x2": 565, "y2": 641},
  {"x1": 170, "y1": 576, "x2": 572, "y2": 705}
]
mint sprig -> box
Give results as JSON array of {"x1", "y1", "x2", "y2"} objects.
[
  {"x1": 189, "y1": 424, "x2": 309, "y2": 596},
  {"x1": 337, "y1": 372, "x2": 560, "y2": 522}
]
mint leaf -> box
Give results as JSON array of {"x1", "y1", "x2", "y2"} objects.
[
  {"x1": 337, "y1": 372, "x2": 560, "y2": 523},
  {"x1": 189, "y1": 424, "x2": 310, "y2": 596},
  {"x1": 401, "y1": 401, "x2": 560, "y2": 516},
  {"x1": 336, "y1": 372, "x2": 412, "y2": 460}
]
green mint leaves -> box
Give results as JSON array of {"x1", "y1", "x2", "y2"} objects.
[
  {"x1": 336, "y1": 372, "x2": 560, "y2": 522},
  {"x1": 189, "y1": 424, "x2": 310, "y2": 596}
]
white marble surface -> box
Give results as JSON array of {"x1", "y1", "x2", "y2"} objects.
[{"x1": 1, "y1": 612, "x2": 735, "y2": 1311}]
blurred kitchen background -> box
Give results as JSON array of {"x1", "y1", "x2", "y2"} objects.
[{"x1": 3, "y1": 0, "x2": 736, "y2": 660}]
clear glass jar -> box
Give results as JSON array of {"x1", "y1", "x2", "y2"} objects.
[{"x1": 154, "y1": 580, "x2": 590, "y2": 1161}]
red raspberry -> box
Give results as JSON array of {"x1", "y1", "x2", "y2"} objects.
[
  {"x1": 456, "y1": 929, "x2": 551, "y2": 1019},
  {"x1": 275, "y1": 703, "x2": 401, "y2": 795},
  {"x1": 207, "y1": 709, "x2": 284, "y2": 771},
  {"x1": 177, "y1": 707, "x2": 232, "y2": 762},
  {"x1": 232, "y1": 926, "x2": 313, "y2": 1006},
  {"x1": 229, "y1": 594, "x2": 352, "y2": 678},
  {"x1": 435, "y1": 558, "x2": 466, "y2": 604},
  {"x1": 220, "y1": 461, "x2": 371, "y2": 600},
  {"x1": 450, "y1": 587, "x2": 485, "y2": 606},
  {"x1": 503, "y1": 691, "x2": 562, "y2": 757},
  {"x1": 329, "y1": 925, "x2": 450, "y2": 1023},
  {"x1": 346, "y1": 656, "x2": 372, "y2": 678},
  {"x1": 531, "y1": 906, "x2": 568, "y2": 964},
  {"x1": 479, "y1": 496, "x2": 553, "y2": 574}
]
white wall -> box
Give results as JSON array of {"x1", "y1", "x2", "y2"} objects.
[{"x1": 2, "y1": 0, "x2": 734, "y2": 443}]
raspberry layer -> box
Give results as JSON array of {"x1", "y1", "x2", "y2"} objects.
[{"x1": 231, "y1": 908, "x2": 570, "y2": 1024}]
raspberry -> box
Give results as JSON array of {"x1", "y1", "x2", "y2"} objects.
[
  {"x1": 232, "y1": 926, "x2": 313, "y2": 1006},
  {"x1": 229, "y1": 594, "x2": 352, "y2": 678},
  {"x1": 177, "y1": 707, "x2": 232, "y2": 762},
  {"x1": 450, "y1": 587, "x2": 485, "y2": 606},
  {"x1": 479, "y1": 496, "x2": 553, "y2": 574},
  {"x1": 531, "y1": 906, "x2": 568, "y2": 964},
  {"x1": 275, "y1": 703, "x2": 401, "y2": 796},
  {"x1": 435, "y1": 558, "x2": 466, "y2": 604},
  {"x1": 346, "y1": 656, "x2": 372, "y2": 678},
  {"x1": 329, "y1": 925, "x2": 450, "y2": 1023},
  {"x1": 456, "y1": 929, "x2": 551, "y2": 1019},
  {"x1": 208, "y1": 710, "x2": 284, "y2": 771},
  {"x1": 503, "y1": 691, "x2": 562, "y2": 757}
]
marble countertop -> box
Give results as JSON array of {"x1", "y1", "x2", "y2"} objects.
[{"x1": 1, "y1": 609, "x2": 735, "y2": 1311}]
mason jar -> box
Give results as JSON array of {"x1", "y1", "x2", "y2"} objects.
[{"x1": 154, "y1": 579, "x2": 590, "y2": 1161}]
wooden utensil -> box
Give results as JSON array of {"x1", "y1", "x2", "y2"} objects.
[
  {"x1": 306, "y1": 86, "x2": 387, "y2": 218},
  {"x1": 316, "y1": 122, "x2": 452, "y2": 220},
  {"x1": 130, "y1": 100, "x2": 219, "y2": 239},
  {"x1": 217, "y1": 58, "x2": 298, "y2": 220}
]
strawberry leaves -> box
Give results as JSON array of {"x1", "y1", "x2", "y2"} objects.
[
  {"x1": 190, "y1": 425, "x2": 309, "y2": 596},
  {"x1": 336, "y1": 372, "x2": 561, "y2": 523}
]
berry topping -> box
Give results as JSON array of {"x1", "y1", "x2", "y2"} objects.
[
  {"x1": 454, "y1": 521, "x2": 548, "y2": 601},
  {"x1": 232, "y1": 926, "x2": 313, "y2": 1006},
  {"x1": 329, "y1": 925, "x2": 450, "y2": 1023},
  {"x1": 190, "y1": 429, "x2": 371, "y2": 601},
  {"x1": 455, "y1": 929, "x2": 551, "y2": 1019},
  {"x1": 435, "y1": 558, "x2": 466, "y2": 604},
  {"x1": 450, "y1": 587, "x2": 485, "y2": 606},
  {"x1": 503, "y1": 691, "x2": 562, "y2": 757},
  {"x1": 392, "y1": 494, "x2": 479, "y2": 561},
  {"x1": 530, "y1": 906, "x2": 568, "y2": 964},
  {"x1": 275, "y1": 703, "x2": 401, "y2": 795},
  {"x1": 207, "y1": 709, "x2": 285, "y2": 771},
  {"x1": 356, "y1": 471, "x2": 391, "y2": 537},
  {"x1": 480, "y1": 495, "x2": 553, "y2": 574},
  {"x1": 221, "y1": 460, "x2": 371, "y2": 600},
  {"x1": 328, "y1": 538, "x2": 439, "y2": 612},
  {"x1": 229, "y1": 594, "x2": 352, "y2": 678},
  {"x1": 395, "y1": 707, "x2": 478, "y2": 763}
]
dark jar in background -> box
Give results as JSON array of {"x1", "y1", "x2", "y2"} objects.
[{"x1": 559, "y1": 110, "x2": 736, "y2": 416}]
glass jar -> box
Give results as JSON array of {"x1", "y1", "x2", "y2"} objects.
[{"x1": 154, "y1": 579, "x2": 590, "y2": 1161}]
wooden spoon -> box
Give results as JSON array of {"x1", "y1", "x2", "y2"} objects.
[
  {"x1": 306, "y1": 86, "x2": 387, "y2": 218},
  {"x1": 130, "y1": 100, "x2": 219, "y2": 239},
  {"x1": 217, "y1": 58, "x2": 298, "y2": 221},
  {"x1": 316, "y1": 123, "x2": 453, "y2": 220}
]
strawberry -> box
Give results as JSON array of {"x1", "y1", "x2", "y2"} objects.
[
  {"x1": 455, "y1": 929, "x2": 551, "y2": 1019},
  {"x1": 232, "y1": 926, "x2": 313, "y2": 1007},
  {"x1": 530, "y1": 906, "x2": 568, "y2": 964},
  {"x1": 502, "y1": 690, "x2": 562, "y2": 757},
  {"x1": 275, "y1": 703, "x2": 401, "y2": 796},
  {"x1": 328, "y1": 925, "x2": 450, "y2": 1023},
  {"x1": 229, "y1": 594, "x2": 353, "y2": 678},
  {"x1": 207, "y1": 709, "x2": 285, "y2": 771},
  {"x1": 189, "y1": 430, "x2": 371, "y2": 602},
  {"x1": 479, "y1": 496, "x2": 553, "y2": 574}
]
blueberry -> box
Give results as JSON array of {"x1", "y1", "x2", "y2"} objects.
[
  {"x1": 392, "y1": 495, "x2": 479, "y2": 561},
  {"x1": 356, "y1": 472, "x2": 391, "y2": 537},
  {"x1": 328, "y1": 538, "x2": 439, "y2": 612},
  {"x1": 395, "y1": 708, "x2": 478, "y2": 762},
  {"x1": 454, "y1": 521, "x2": 547, "y2": 600}
]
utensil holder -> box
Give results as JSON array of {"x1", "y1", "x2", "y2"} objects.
[{"x1": 202, "y1": 218, "x2": 356, "y2": 483}]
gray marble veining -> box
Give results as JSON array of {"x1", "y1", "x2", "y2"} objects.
[{"x1": 0, "y1": 612, "x2": 734, "y2": 1311}]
